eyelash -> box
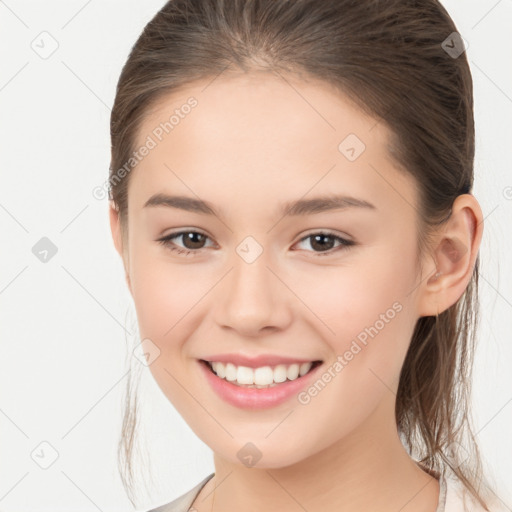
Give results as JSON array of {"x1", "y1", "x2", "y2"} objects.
[{"x1": 156, "y1": 229, "x2": 356, "y2": 257}]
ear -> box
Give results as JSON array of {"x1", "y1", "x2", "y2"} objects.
[
  {"x1": 109, "y1": 201, "x2": 132, "y2": 294},
  {"x1": 416, "y1": 194, "x2": 483, "y2": 317}
]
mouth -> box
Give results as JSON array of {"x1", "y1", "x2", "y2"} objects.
[{"x1": 199, "y1": 359, "x2": 323, "y2": 389}]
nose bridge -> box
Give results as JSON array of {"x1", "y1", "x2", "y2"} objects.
[{"x1": 215, "y1": 234, "x2": 290, "y2": 333}]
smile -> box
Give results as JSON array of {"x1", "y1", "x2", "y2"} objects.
[
  {"x1": 198, "y1": 358, "x2": 324, "y2": 409},
  {"x1": 203, "y1": 360, "x2": 322, "y2": 388}
]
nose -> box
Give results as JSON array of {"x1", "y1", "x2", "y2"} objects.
[{"x1": 214, "y1": 247, "x2": 293, "y2": 337}]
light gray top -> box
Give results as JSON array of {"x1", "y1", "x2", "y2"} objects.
[{"x1": 148, "y1": 473, "x2": 214, "y2": 512}]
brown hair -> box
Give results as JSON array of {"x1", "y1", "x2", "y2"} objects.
[{"x1": 109, "y1": 0, "x2": 494, "y2": 508}]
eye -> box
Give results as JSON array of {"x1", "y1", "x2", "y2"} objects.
[
  {"x1": 293, "y1": 231, "x2": 355, "y2": 257},
  {"x1": 156, "y1": 229, "x2": 355, "y2": 257},
  {"x1": 157, "y1": 230, "x2": 215, "y2": 256}
]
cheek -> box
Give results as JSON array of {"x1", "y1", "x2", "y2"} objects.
[
  {"x1": 300, "y1": 248, "x2": 418, "y2": 380},
  {"x1": 129, "y1": 245, "x2": 208, "y2": 342},
  {"x1": 128, "y1": 247, "x2": 208, "y2": 410},
  {"x1": 289, "y1": 262, "x2": 417, "y2": 440}
]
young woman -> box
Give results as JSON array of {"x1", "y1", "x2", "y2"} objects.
[{"x1": 108, "y1": 1, "x2": 508, "y2": 510}]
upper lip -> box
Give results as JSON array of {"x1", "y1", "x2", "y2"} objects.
[{"x1": 200, "y1": 354, "x2": 322, "y2": 368}]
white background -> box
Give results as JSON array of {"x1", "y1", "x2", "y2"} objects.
[{"x1": 0, "y1": 1, "x2": 511, "y2": 510}]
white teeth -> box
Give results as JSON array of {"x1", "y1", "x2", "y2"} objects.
[
  {"x1": 254, "y1": 366, "x2": 274, "y2": 385},
  {"x1": 225, "y1": 363, "x2": 237, "y2": 382},
  {"x1": 299, "y1": 362, "x2": 312, "y2": 377},
  {"x1": 212, "y1": 361, "x2": 225, "y2": 379},
  {"x1": 237, "y1": 365, "x2": 254, "y2": 385},
  {"x1": 273, "y1": 364, "x2": 288, "y2": 383},
  {"x1": 287, "y1": 364, "x2": 300, "y2": 380},
  {"x1": 208, "y1": 360, "x2": 317, "y2": 387}
]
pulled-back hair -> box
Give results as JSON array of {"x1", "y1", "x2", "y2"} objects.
[{"x1": 109, "y1": 0, "x2": 493, "y2": 508}]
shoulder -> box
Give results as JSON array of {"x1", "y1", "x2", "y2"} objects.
[
  {"x1": 146, "y1": 473, "x2": 215, "y2": 512},
  {"x1": 444, "y1": 475, "x2": 510, "y2": 512}
]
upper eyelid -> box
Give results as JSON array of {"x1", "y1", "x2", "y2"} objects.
[{"x1": 159, "y1": 229, "x2": 216, "y2": 245}]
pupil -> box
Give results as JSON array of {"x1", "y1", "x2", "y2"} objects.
[
  {"x1": 184, "y1": 232, "x2": 205, "y2": 249},
  {"x1": 312, "y1": 234, "x2": 333, "y2": 251}
]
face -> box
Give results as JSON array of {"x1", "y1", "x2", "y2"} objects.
[{"x1": 111, "y1": 71, "x2": 428, "y2": 468}]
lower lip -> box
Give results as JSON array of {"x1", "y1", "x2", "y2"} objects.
[{"x1": 198, "y1": 360, "x2": 323, "y2": 410}]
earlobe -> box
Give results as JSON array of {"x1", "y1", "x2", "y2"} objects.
[{"x1": 416, "y1": 194, "x2": 483, "y2": 318}]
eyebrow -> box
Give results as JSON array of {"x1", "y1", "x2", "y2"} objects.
[{"x1": 143, "y1": 193, "x2": 376, "y2": 217}]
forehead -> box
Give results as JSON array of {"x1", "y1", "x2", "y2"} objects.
[
  {"x1": 137, "y1": 71, "x2": 383, "y2": 155},
  {"x1": 129, "y1": 71, "x2": 417, "y2": 217}
]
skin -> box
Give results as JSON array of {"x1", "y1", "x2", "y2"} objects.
[{"x1": 109, "y1": 70, "x2": 483, "y2": 512}]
